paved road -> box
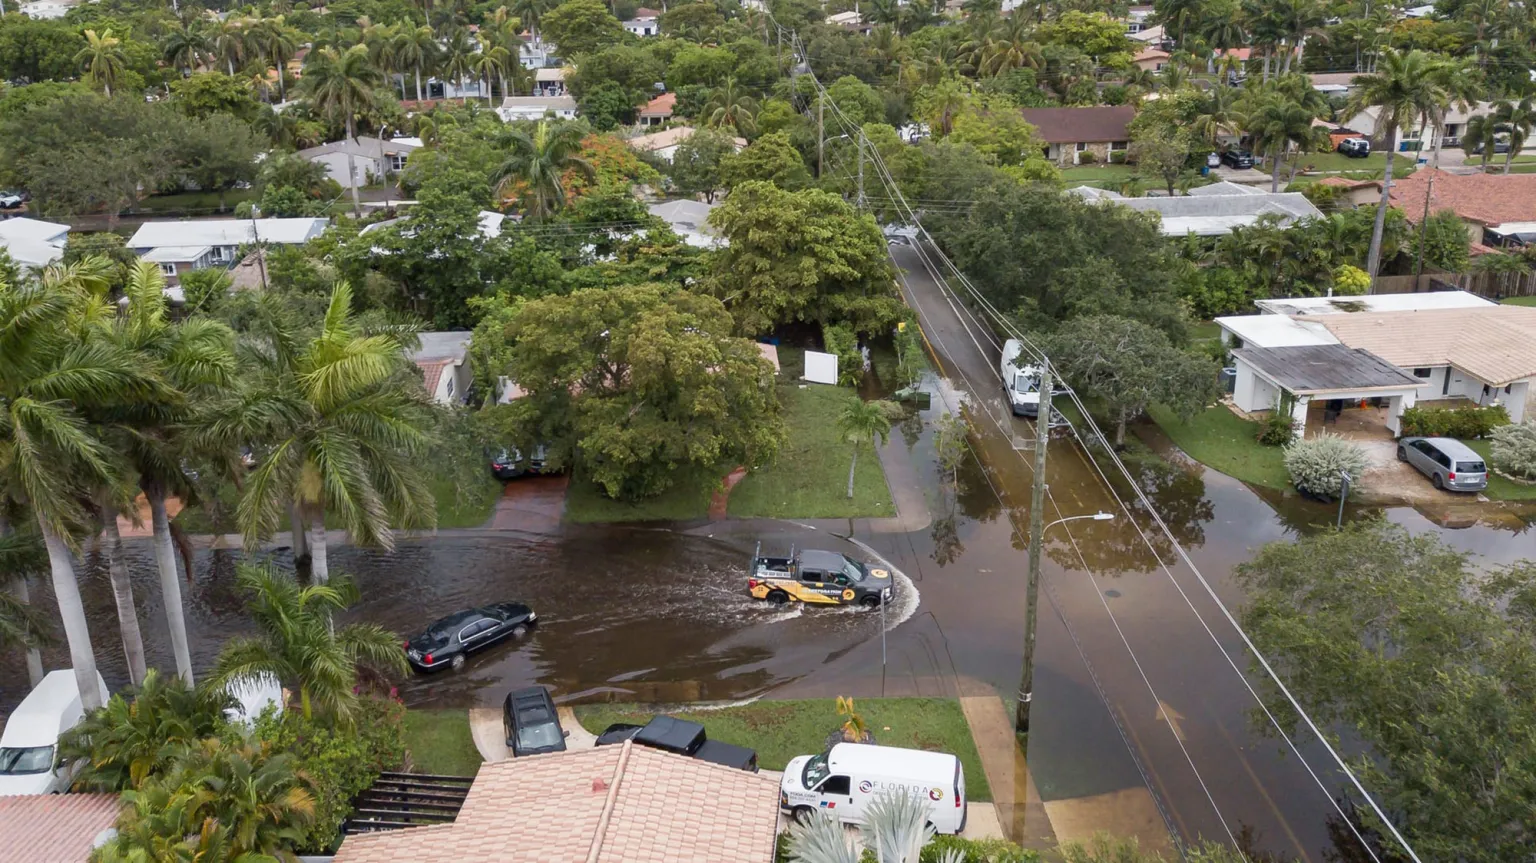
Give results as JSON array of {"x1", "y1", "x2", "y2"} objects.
[{"x1": 874, "y1": 240, "x2": 1376, "y2": 862}]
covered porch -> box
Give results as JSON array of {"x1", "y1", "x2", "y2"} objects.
[{"x1": 1230, "y1": 345, "x2": 1424, "y2": 441}]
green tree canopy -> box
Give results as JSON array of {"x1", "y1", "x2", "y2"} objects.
[
  {"x1": 541, "y1": 0, "x2": 627, "y2": 57},
  {"x1": 719, "y1": 130, "x2": 811, "y2": 190},
  {"x1": 505, "y1": 284, "x2": 786, "y2": 500},
  {"x1": 169, "y1": 71, "x2": 264, "y2": 122},
  {"x1": 709, "y1": 181, "x2": 904, "y2": 336}
]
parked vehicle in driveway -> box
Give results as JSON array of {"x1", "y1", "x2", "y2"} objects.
[
  {"x1": 1398, "y1": 436, "x2": 1488, "y2": 492},
  {"x1": 0, "y1": 669, "x2": 109, "y2": 796},
  {"x1": 595, "y1": 715, "x2": 759, "y2": 771},
  {"x1": 490, "y1": 446, "x2": 550, "y2": 480},
  {"x1": 1219, "y1": 148, "x2": 1255, "y2": 169},
  {"x1": 503, "y1": 686, "x2": 567, "y2": 756},
  {"x1": 1337, "y1": 137, "x2": 1371, "y2": 157},
  {"x1": 404, "y1": 603, "x2": 537, "y2": 671},
  {"x1": 780, "y1": 743, "x2": 967, "y2": 834}
]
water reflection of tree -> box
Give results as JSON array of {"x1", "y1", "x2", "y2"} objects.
[
  {"x1": 1046, "y1": 448, "x2": 1213, "y2": 575},
  {"x1": 930, "y1": 515, "x2": 963, "y2": 566},
  {"x1": 930, "y1": 412, "x2": 973, "y2": 566}
]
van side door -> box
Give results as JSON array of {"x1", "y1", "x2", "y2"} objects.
[{"x1": 815, "y1": 774, "x2": 853, "y2": 811}]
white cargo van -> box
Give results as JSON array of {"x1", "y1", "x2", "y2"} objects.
[
  {"x1": 1000, "y1": 339, "x2": 1043, "y2": 417},
  {"x1": 780, "y1": 743, "x2": 967, "y2": 835},
  {"x1": 0, "y1": 669, "x2": 109, "y2": 796}
]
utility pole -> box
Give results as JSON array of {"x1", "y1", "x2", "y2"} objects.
[
  {"x1": 817, "y1": 90, "x2": 825, "y2": 178},
  {"x1": 1412, "y1": 170, "x2": 1436, "y2": 283},
  {"x1": 1016, "y1": 362, "x2": 1053, "y2": 733},
  {"x1": 856, "y1": 135, "x2": 866, "y2": 210}
]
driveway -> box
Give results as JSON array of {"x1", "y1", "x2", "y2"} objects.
[{"x1": 489, "y1": 475, "x2": 568, "y2": 532}]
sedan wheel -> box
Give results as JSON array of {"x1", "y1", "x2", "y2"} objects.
[
  {"x1": 450, "y1": 654, "x2": 466, "y2": 670},
  {"x1": 1396, "y1": 446, "x2": 1407, "y2": 462},
  {"x1": 511, "y1": 624, "x2": 529, "y2": 638}
]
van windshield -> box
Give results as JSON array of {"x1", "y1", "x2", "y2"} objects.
[
  {"x1": 1014, "y1": 375, "x2": 1037, "y2": 395},
  {"x1": 0, "y1": 745, "x2": 54, "y2": 775},
  {"x1": 802, "y1": 753, "x2": 830, "y2": 789}
]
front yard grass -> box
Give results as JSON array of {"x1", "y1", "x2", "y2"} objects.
[
  {"x1": 1147, "y1": 404, "x2": 1290, "y2": 489},
  {"x1": 563, "y1": 473, "x2": 716, "y2": 523},
  {"x1": 1462, "y1": 440, "x2": 1536, "y2": 501},
  {"x1": 428, "y1": 463, "x2": 503, "y2": 529},
  {"x1": 402, "y1": 708, "x2": 484, "y2": 777},
  {"x1": 728, "y1": 383, "x2": 896, "y2": 519},
  {"x1": 1502, "y1": 296, "x2": 1536, "y2": 307},
  {"x1": 572, "y1": 698, "x2": 991, "y2": 801}
]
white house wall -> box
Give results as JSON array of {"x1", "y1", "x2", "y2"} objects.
[
  {"x1": 1231, "y1": 358, "x2": 1279, "y2": 413},
  {"x1": 311, "y1": 151, "x2": 386, "y2": 189}
]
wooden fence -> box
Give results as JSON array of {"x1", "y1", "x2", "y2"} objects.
[{"x1": 1373, "y1": 268, "x2": 1536, "y2": 299}]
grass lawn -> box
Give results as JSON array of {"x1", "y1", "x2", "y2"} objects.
[
  {"x1": 429, "y1": 466, "x2": 502, "y2": 529},
  {"x1": 1461, "y1": 440, "x2": 1536, "y2": 501},
  {"x1": 1502, "y1": 296, "x2": 1536, "y2": 307},
  {"x1": 132, "y1": 188, "x2": 258, "y2": 215},
  {"x1": 1147, "y1": 403, "x2": 1290, "y2": 489},
  {"x1": 572, "y1": 698, "x2": 991, "y2": 801},
  {"x1": 728, "y1": 383, "x2": 896, "y2": 519},
  {"x1": 1293, "y1": 150, "x2": 1417, "y2": 177},
  {"x1": 402, "y1": 708, "x2": 484, "y2": 777},
  {"x1": 563, "y1": 473, "x2": 716, "y2": 523},
  {"x1": 1059, "y1": 164, "x2": 1137, "y2": 189},
  {"x1": 1190, "y1": 320, "x2": 1221, "y2": 343}
]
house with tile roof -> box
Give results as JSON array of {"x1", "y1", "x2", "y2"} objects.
[
  {"x1": 1384, "y1": 168, "x2": 1536, "y2": 251},
  {"x1": 332, "y1": 740, "x2": 780, "y2": 863},
  {"x1": 639, "y1": 92, "x2": 677, "y2": 126},
  {"x1": 410, "y1": 331, "x2": 473, "y2": 405},
  {"x1": 1214, "y1": 291, "x2": 1536, "y2": 437},
  {"x1": 0, "y1": 793, "x2": 120, "y2": 862},
  {"x1": 1020, "y1": 106, "x2": 1136, "y2": 166}
]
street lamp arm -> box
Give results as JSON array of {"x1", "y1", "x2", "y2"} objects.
[{"x1": 1043, "y1": 512, "x2": 1115, "y2": 532}]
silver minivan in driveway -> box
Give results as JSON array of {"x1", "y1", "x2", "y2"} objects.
[{"x1": 1398, "y1": 437, "x2": 1488, "y2": 492}]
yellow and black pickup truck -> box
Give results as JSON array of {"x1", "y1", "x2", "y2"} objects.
[{"x1": 748, "y1": 546, "x2": 893, "y2": 607}]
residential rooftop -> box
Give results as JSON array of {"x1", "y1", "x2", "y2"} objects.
[
  {"x1": 1071, "y1": 183, "x2": 1323, "y2": 236},
  {"x1": 1386, "y1": 167, "x2": 1536, "y2": 227},
  {"x1": 1254, "y1": 290, "x2": 1493, "y2": 316},
  {"x1": 1232, "y1": 344, "x2": 1422, "y2": 396},
  {"x1": 1019, "y1": 105, "x2": 1136, "y2": 144},
  {"x1": 127, "y1": 217, "x2": 329, "y2": 250},
  {"x1": 0, "y1": 793, "x2": 120, "y2": 862},
  {"x1": 1298, "y1": 305, "x2": 1536, "y2": 386}
]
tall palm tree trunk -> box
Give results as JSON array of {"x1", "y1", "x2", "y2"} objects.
[
  {"x1": 1504, "y1": 146, "x2": 1515, "y2": 174},
  {"x1": 3, "y1": 516, "x2": 44, "y2": 686},
  {"x1": 345, "y1": 115, "x2": 362, "y2": 218},
  {"x1": 485, "y1": 73, "x2": 494, "y2": 107},
  {"x1": 1271, "y1": 147, "x2": 1283, "y2": 192},
  {"x1": 846, "y1": 446, "x2": 859, "y2": 499},
  {"x1": 1365, "y1": 130, "x2": 1398, "y2": 290},
  {"x1": 149, "y1": 489, "x2": 193, "y2": 684},
  {"x1": 278, "y1": 66, "x2": 287, "y2": 102},
  {"x1": 309, "y1": 503, "x2": 329, "y2": 585},
  {"x1": 399, "y1": 74, "x2": 407, "y2": 100},
  {"x1": 416, "y1": 67, "x2": 424, "y2": 101},
  {"x1": 101, "y1": 510, "x2": 147, "y2": 686},
  {"x1": 289, "y1": 503, "x2": 309, "y2": 565},
  {"x1": 37, "y1": 520, "x2": 103, "y2": 711}
]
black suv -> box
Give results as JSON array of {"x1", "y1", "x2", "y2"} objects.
[
  {"x1": 404, "y1": 602, "x2": 537, "y2": 671},
  {"x1": 504, "y1": 686, "x2": 567, "y2": 756},
  {"x1": 490, "y1": 446, "x2": 550, "y2": 480},
  {"x1": 1219, "y1": 148, "x2": 1255, "y2": 169},
  {"x1": 595, "y1": 715, "x2": 759, "y2": 771}
]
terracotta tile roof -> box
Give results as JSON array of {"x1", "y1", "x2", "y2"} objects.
[
  {"x1": 640, "y1": 92, "x2": 676, "y2": 118},
  {"x1": 1298, "y1": 305, "x2": 1536, "y2": 385},
  {"x1": 1318, "y1": 176, "x2": 1380, "y2": 189},
  {"x1": 1134, "y1": 47, "x2": 1170, "y2": 61},
  {"x1": 333, "y1": 741, "x2": 780, "y2": 863},
  {"x1": 0, "y1": 794, "x2": 120, "y2": 862},
  {"x1": 1387, "y1": 168, "x2": 1536, "y2": 226},
  {"x1": 1019, "y1": 106, "x2": 1136, "y2": 144},
  {"x1": 416, "y1": 358, "x2": 452, "y2": 396}
]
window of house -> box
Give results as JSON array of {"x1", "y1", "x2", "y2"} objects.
[
  {"x1": 445, "y1": 376, "x2": 455, "y2": 397},
  {"x1": 1112, "y1": 141, "x2": 1128, "y2": 150},
  {"x1": 1076, "y1": 142, "x2": 1089, "y2": 152},
  {"x1": 390, "y1": 154, "x2": 408, "y2": 171},
  {"x1": 159, "y1": 262, "x2": 177, "y2": 277},
  {"x1": 1412, "y1": 367, "x2": 1432, "y2": 378}
]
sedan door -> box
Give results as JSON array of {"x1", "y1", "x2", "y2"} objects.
[{"x1": 457, "y1": 618, "x2": 496, "y2": 654}]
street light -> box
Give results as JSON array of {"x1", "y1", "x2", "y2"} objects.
[{"x1": 1017, "y1": 510, "x2": 1115, "y2": 731}]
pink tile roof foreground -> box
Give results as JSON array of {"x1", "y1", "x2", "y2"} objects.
[
  {"x1": 333, "y1": 740, "x2": 780, "y2": 863},
  {"x1": 0, "y1": 793, "x2": 120, "y2": 862}
]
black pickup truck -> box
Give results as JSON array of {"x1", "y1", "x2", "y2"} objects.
[
  {"x1": 748, "y1": 545, "x2": 893, "y2": 607},
  {"x1": 595, "y1": 715, "x2": 759, "y2": 772}
]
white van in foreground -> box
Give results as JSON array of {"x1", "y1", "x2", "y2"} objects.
[
  {"x1": 1000, "y1": 339, "x2": 1043, "y2": 417},
  {"x1": 0, "y1": 669, "x2": 109, "y2": 796},
  {"x1": 780, "y1": 743, "x2": 967, "y2": 834}
]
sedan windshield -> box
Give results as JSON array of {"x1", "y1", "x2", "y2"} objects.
[
  {"x1": 517, "y1": 722, "x2": 564, "y2": 750},
  {"x1": 0, "y1": 745, "x2": 54, "y2": 775},
  {"x1": 802, "y1": 753, "x2": 830, "y2": 789}
]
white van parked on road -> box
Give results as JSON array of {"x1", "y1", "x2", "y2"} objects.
[
  {"x1": 0, "y1": 669, "x2": 109, "y2": 796},
  {"x1": 780, "y1": 743, "x2": 967, "y2": 835},
  {"x1": 1000, "y1": 339, "x2": 1044, "y2": 417}
]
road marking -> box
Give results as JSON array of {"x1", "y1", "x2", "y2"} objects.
[{"x1": 1155, "y1": 701, "x2": 1187, "y2": 743}]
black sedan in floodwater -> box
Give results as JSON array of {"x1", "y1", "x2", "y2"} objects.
[{"x1": 404, "y1": 603, "x2": 537, "y2": 671}]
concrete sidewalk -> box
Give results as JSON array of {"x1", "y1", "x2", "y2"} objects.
[{"x1": 959, "y1": 694, "x2": 1057, "y2": 851}]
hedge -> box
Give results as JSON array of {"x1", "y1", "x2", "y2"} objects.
[{"x1": 1399, "y1": 405, "x2": 1510, "y2": 439}]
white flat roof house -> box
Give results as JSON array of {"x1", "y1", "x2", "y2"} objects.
[
  {"x1": 297, "y1": 137, "x2": 421, "y2": 190},
  {"x1": 497, "y1": 95, "x2": 578, "y2": 123},
  {"x1": 622, "y1": 7, "x2": 661, "y2": 36},
  {"x1": 1216, "y1": 291, "x2": 1534, "y2": 437},
  {"x1": 1071, "y1": 182, "x2": 1324, "y2": 236},
  {"x1": 0, "y1": 217, "x2": 70, "y2": 269},
  {"x1": 648, "y1": 199, "x2": 724, "y2": 249},
  {"x1": 128, "y1": 218, "x2": 328, "y2": 285}
]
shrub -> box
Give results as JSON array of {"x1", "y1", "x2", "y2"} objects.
[
  {"x1": 250, "y1": 695, "x2": 407, "y2": 853},
  {"x1": 922, "y1": 835, "x2": 1039, "y2": 863},
  {"x1": 1284, "y1": 433, "x2": 1368, "y2": 498},
  {"x1": 821, "y1": 323, "x2": 864, "y2": 386},
  {"x1": 1256, "y1": 410, "x2": 1296, "y2": 446},
  {"x1": 1331, "y1": 264, "x2": 1370, "y2": 295},
  {"x1": 1076, "y1": 150, "x2": 1098, "y2": 164},
  {"x1": 1490, "y1": 420, "x2": 1536, "y2": 479},
  {"x1": 1399, "y1": 404, "x2": 1510, "y2": 438},
  {"x1": 1108, "y1": 149, "x2": 1128, "y2": 164}
]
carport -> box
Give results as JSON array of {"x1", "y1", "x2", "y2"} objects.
[{"x1": 1230, "y1": 345, "x2": 1424, "y2": 440}]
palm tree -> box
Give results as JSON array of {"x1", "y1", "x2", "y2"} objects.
[
  {"x1": 162, "y1": 21, "x2": 211, "y2": 77},
  {"x1": 1346, "y1": 49, "x2": 1449, "y2": 284},
  {"x1": 1462, "y1": 113, "x2": 1500, "y2": 170},
  {"x1": 0, "y1": 526, "x2": 49, "y2": 682},
  {"x1": 492, "y1": 120, "x2": 594, "y2": 218},
  {"x1": 207, "y1": 16, "x2": 247, "y2": 76},
  {"x1": 836, "y1": 397, "x2": 893, "y2": 500},
  {"x1": 0, "y1": 261, "x2": 172, "y2": 711},
  {"x1": 393, "y1": 23, "x2": 438, "y2": 101},
  {"x1": 76, "y1": 29, "x2": 127, "y2": 97},
  {"x1": 1430, "y1": 58, "x2": 1483, "y2": 169},
  {"x1": 301, "y1": 45, "x2": 384, "y2": 218},
  {"x1": 109, "y1": 262, "x2": 236, "y2": 685},
  {"x1": 704, "y1": 76, "x2": 759, "y2": 137},
  {"x1": 438, "y1": 27, "x2": 477, "y2": 101},
  {"x1": 510, "y1": 0, "x2": 552, "y2": 41},
  {"x1": 172, "y1": 738, "x2": 316, "y2": 858},
  {"x1": 1191, "y1": 85, "x2": 1247, "y2": 146},
  {"x1": 249, "y1": 16, "x2": 300, "y2": 102},
  {"x1": 226, "y1": 282, "x2": 434, "y2": 583},
  {"x1": 474, "y1": 36, "x2": 512, "y2": 107},
  {"x1": 94, "y1": 782, "x2": 244, "y2": 863},
  {"x1": 1247, "y1": 95, "x2": 1321, "y2": 191},
  {"x1": 96, "y1": 490, "x2": 147, "y2": 686},
  {"x1": 57, "y1": 669, "x2": 234, "y2": 791},
  {"x1": 1492, "y1": 97, "x2": 1536, "y2": 174},
  {"x1": 211, "y1": 563, "x2": 409, "y2": 721}
]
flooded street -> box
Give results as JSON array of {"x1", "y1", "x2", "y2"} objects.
[{"x1": 0, "y1": 527, "x2": 917, "y2": 714}]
